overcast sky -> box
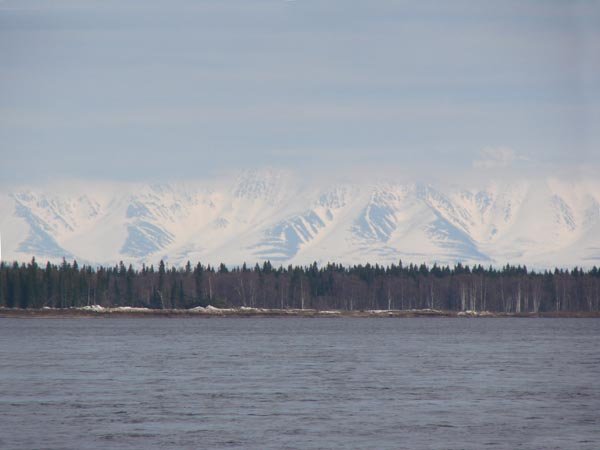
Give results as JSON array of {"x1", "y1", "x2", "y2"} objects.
[{"x1": 1, "y1": 0, "x2": 598, "y2": 182}]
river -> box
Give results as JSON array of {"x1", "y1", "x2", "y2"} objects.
[{"x1": 1, "y1": 317, "x2": 598, "y2": 449}]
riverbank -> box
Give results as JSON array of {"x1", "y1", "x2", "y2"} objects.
[{"x1": 1, "y1": 306, "x2": 598, "y2": 318}]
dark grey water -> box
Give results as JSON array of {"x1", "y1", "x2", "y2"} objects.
[{"x1": 0, "y1": 318, "x2": 599, "y2": 450}]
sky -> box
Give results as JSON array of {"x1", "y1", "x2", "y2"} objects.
[{"x1": 0, "y1": 0, "x2": 598, "y2": 183}]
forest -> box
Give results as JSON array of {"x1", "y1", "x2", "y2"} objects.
[{"x1": 1, "y1": 258, "x2": 599, "y2": 313}]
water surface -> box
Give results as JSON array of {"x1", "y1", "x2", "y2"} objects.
[{"x1": 1, "y1": 318, "x2": 598, "y2": 449}]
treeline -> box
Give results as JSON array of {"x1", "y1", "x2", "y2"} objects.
[{"x1": 1, "y1": 258, "x2": 600, "y2": 312}]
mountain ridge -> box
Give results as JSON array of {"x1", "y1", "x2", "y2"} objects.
[{"x1": 1, "y1": 171, "x2": 599, "y2": 269}]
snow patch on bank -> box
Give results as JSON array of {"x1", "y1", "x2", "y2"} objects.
[
  {"x1": 457, "y1": 310, "x2": 494, "y2": 317},
  {"x1": 78, "y1": 305, "x2": 151, "y2": 313}
]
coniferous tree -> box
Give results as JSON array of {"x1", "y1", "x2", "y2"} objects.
[{"x1": 0, "y1": 258, "x2": 599, "y2": 313}]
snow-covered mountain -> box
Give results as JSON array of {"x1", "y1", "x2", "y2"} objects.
[{"x1": 1, "y1": 170, "x2": 599, "y2": 268}]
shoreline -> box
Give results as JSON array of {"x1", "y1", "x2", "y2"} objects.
[{"x1": 0, "y1": 306, "x2": 598, "y2": 319}]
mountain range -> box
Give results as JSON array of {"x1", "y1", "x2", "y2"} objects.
[{"x1": 1, "y1": 169, "x2": 599, "y2": 269}]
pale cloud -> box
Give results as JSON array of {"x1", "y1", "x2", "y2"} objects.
[{"x1": 473, "y1": 147, "x2": 525, "y2": 169}]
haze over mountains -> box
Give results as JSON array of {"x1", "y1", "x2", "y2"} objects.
[{"x1": 1, "y1": 169, "x2": 599, "y2": 269}]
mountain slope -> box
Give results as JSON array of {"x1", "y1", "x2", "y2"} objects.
[{"x1": 1, "y1": 171, "x2": 599, "y2": 268}]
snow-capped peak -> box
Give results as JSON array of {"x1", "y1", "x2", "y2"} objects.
[{"x1": 1, "y1": 172, "x2": 599, "y2": 268}]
